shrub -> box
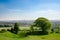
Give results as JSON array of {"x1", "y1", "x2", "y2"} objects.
[
  {"x1": 19, "y1": 31, "x2": 28, "y2": 37},
  {"x1": 7, "y1": 29, "x2": 11, "y2": 32},
  {"x1": 30, "y1": 31, "x2": 48, "y2": 35},
  {"x1": 0, "y1": 29, "x2": 6, "y2": 33},
  {"x1": 10, "y1": 27, "x2": 15, "y2": 33},
  {"x1": 51, "y1": 29, "x2": 54, "y2": 33},
  {"x1": 56, "y1": 31, "x2": 59, "y2": 33}
]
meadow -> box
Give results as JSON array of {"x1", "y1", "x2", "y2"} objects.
[
  {"x1": 0, "y1": 31, "x2": 60, "y2": 40},
  {"x1": 0, "y1": 27, "x2": 60, "y2": 40}
]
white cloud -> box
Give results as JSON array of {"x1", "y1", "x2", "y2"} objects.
[
  {"x1": 0, "y1": 6, "x2": 60, "y2": 20},
  {"x1": 24, "y1": 9, "x2": 60, "y2": 20}
]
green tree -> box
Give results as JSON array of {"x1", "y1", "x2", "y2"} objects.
[
  {"x1": 51, "y1": 28, "x2": 54, "y2": 33},
  {"x1": 33, "y1": 17, "x2": 52, "y2": 34},
  {"x1": 14, "y1": 22, "x2": 19, "y2": 34}
]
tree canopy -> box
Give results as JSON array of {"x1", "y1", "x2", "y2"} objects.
[{"x1": 33, "y1": 17, "x2": 52, "y2": 32}]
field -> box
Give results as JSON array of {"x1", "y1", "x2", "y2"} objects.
[
  {"x1": 0, "y1": 31, "x2": 60, "y2": 40},
  {"x1": 0, "y1": 27, "x2": 60, "y2": 40},
  {"x1": 0, "y1": 26, "x2": 41, "y2": 31},
  {"x1": 0, "y1": 27, "x2": 30, "y2": 31}
]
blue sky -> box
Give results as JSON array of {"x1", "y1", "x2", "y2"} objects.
[{"x1": 0, "y1": 0, "x2": 60, "y2": 20}]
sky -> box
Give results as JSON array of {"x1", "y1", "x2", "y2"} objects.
[{"x1": 0, "y1": 0, "x2": 60, "y2": 20}]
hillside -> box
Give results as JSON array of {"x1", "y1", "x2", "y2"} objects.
[{"x1": 0, "y1": 31, "x2": 60, "y2": 40}]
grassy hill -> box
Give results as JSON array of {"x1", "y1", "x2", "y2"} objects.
[
  {"x1": 0, "y1": 31, "x2": 60, "y2": 40},
  {"x1": 0, "y1": 31, "x2": 28, "y2": 40}
]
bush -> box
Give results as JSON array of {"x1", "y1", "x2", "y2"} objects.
[
  {"x1": 10, "y1": 27, "x2": 15, "y2": 33},
  {"x1": 30, "y1": 31, "x2": 48, "y2": 35},
  {"x1": 7, "y1": 29, "x2": 11, "y2": 32},
  {"x1": 18, "y1": 31, "x2": 28, "y2": 37},
  {"x1": 51, "y1": 29, "x2": 54, "y2": 33},
  {"x1": 0, "y1": 29, "x2": 6, "y2": 33},
  {"x1": 25, "y1": 31, "x2": 48, "y2": 35},
  {"x1": 56, "y1": 31, "x2": 59, "y2": 33}
]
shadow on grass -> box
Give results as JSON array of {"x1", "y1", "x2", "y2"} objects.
[{"x1": 26, "y1": 31, "x2": 48, "y2": 36}]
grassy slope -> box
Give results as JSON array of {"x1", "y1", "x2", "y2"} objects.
[
  {"x1": 0, "y1": 31, "x2": 60, "y2": 40},
  {"x1": 28, "y1": 33, "x2": 60, "y2": 40},
  {"x1": 0, "y1": 32, "x2": 28, "y2": 40}
]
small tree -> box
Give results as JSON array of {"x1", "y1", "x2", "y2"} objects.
[
  {"x1": 51, "y1": 28, "x2": 54, "y2": 33},
  {"x1": 30, "y1": 25, "x2": 34, "y2": 32},
  {"x1": 14, "y1": 22, "x2": 19, "y2": 34}
]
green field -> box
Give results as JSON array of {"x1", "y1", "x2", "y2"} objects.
[
  {"x1": 0, "y1": 27, "x2": 41, "y2": 31},
  {"x1": 0, "y1": 31, "x2": 60, "y2": 40},
  {"x1": 0, "y1": 27, "x2": 60, "y2": 40}
]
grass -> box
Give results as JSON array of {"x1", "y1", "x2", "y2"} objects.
[
  {"x1": 28, "y1": 33, "x2": 60, "y2": 40},
  {"x1": 0, "y1": 31, "x2": 60, "y2": 40},
  {"x1": 19, "y1": 27, "x2": 30, "y2": 30},
  {"x1": 0, "y1": 31, "x2": 28, "y2": 40},
  {"x1": 0, "y1": 27, "x2": 60, "y2": 40}
]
